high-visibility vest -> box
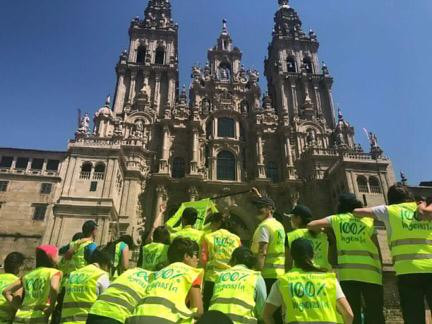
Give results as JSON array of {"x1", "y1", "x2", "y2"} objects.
[
  {"x1": 171, "y1": 226, "x2": 204, "y2": 248},
  {"x1": 0, "y1": 273, "x2": 19, "y2": 322},
  {"x1": 14, "y1": 267, "x2": 61, "y2": 324},
  {"x1": 330, "y1": 213, "x2": 382, "y2": 285},
  {"x1": 387, "y1": 202, "x2": 432, "y2": 275},
  {"x1": 209, "y1": 265, "x2": 260, "y2": 324},
  {"x1": 70, "y1": 239, "x2": 93, "y2": 272},
  {"x1": 61, "y1": 264, "x2": 107, "y2": 324},
  {"x1": 251, "y1": 218, "x2": 286, "y2": 279},
  {"x1": 204, "y1": 229, "x2": 241, "y2": 282},
  {"x1": 287, "y1": 229, "x2": 331, "y2": 271},
  {"x1": 278, "y1": 268, "x2": 338, "y2": 324},
  {"x1": 140, "y1": 242, "x2": 169, "y2": 271},
  {"x1": 127, "y1": 262, "x2": 203, "y2": 324},
  {"x1": 111, "y1": 242, "x2": 125, "y2": 280},
  {"x1": 89, "y1": 268, "x2": 153, "y2": 323}
]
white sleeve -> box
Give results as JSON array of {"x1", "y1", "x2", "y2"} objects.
[
  {"x1": 96, "y1": 274, "x2": 110, "y2": 296},
  {"x1": 266, "y1": 281, "x2": 283, "y2": 307},
  {"x1": 257, "y1": 226, "x2": 270, "y2": 244},
  {"x1": 371, "y1": 205, "x2": 389, "y2": 222},
  {"x1": 335, "y1": 280, "x2": 345, "y2": 300}
]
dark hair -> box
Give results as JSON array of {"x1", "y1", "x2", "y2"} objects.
[
  {"x1": 153, "y1": 226, "x2": 170, "y2": 245},
  {"x1": 427, "y1": 196, "x2": 432, "y2": 206},
  {"x1": 72, "y1": 232, "x2": 84, "y2": 242},
  {"x1": 196, "y1": 311, "x2": 233, "y2": 324},
  {"x1": 291, "y1": 205, "x2": 313, "y2": 225},
  {"x1": 35, "y1": 249, "x2": 55, "y2": 268},
  {"x1": 208, "y1": 213, "x2": 237, "y2": 234},
  {"x1": 4, "y1": 252, "x2": 25, "y2": 274},
  {"x1": 387, "y1": 184, "x2": 414, "y2": 205},
  {"x1": 90, "y1": 247, "x2": 112, "y2": 269},
  {"x1": 82, "y1": 220, "x2": 98, "y2": 237},
  {"x1": 105, "y1": 235, "x2": 134, "y2": 267},
  {"x1": 337, "y1": 193, "x2": 363, "y2": 213},
  {"x1": 291, "y1": 238, "x2": 325, "y2": 273},
  {"x1": 230, "y1": 247, "x2": 256, "y2": 269},
  {"x1": 167, "y1": 237, "x2": 199, "y2": 264},
  {"x1": 182, "y1": 208, "x2": 198, "y2": 226}
]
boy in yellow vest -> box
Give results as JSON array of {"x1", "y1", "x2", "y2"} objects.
[
  {"x1": 171, "y1": 208, "x2": 205, "y2": 249},
  {"x1": 353, "y1": 184, "x2": 432, "y2": 324},
  {"x1": 0, "y1": 252, "x2": 25, "y2": 323},
  {"x1": 139, "y1": 226, "x2": 170, "y2": 271}
]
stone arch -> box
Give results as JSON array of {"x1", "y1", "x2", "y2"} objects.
[
  {"x1": 216, "y1": 150, "x2": 236, "y2": 181},
  {"x1": 303, "y1": 57, "x2": 313, "y2": 73},
  {"x1": 287, "y1": 56, "x2": 296, "y2": 72},
  {"x1": 136, "y1": 45, "x2": 146, "y2": 64},
  {"x1": 357, "y1": 175, "x2": 369, "y2": 193},
  {"x1": 155, "y1": 46, "x2": 165, "y2": 65},
  {"x1": 369, "y1": 176, "x2": 381, "y2": 193}
]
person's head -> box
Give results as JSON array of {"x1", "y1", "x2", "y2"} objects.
[
  {"x1": 427, "y1": 196, "x2": 432, "y2": 206},
  {"x1": 90, "y1": 247, "x2": 112, "y2": 272},
  {"x1": 182, "y1": 208, "x2": 198, "y2": 226},
  {"x1": 230, "y1": 247, "x2": 257, "y2": 269},
  {"x1": 167, "y1": 237, "x2": 199, "y2": 268},
  {"x1": 119, "y1": 235, "x2": 135, "y2": 250},
  {"x1": 35, "y1": 245, "x2": 59, "y2": 268},
  {"x1": 337, "y1": 193, "x2": 363, "y2": 214},
  {"x1": 387, "y1": 184, "x2": 414, "y2": 205},
  {"x1": 290, "y1": 205, "x2": 313, "y2": 229},
  {"x1": 290, "y1": 238, "x2": 325, "y2": 273},
  {"x1": 82, "y1": 220, "x2": 98, "y2": 239},
  {"x1": 72, "y1": 232, "x2": 84, "y2": 242},
  {"x1": 4, "y1": 252, "x2": 25, "y2": 275},
  {"x1": 153, "y1": 226, "x2": 170, "y2": 245},
  {"x1": 196, "y1": 311, "x2": 233, "y2": 324},
  {"x1": 253, "y1": 196, "x2": 275, "y2": 221},
  {"x1": 415, "y1": 195, "x2": 426, "y2": 205}
]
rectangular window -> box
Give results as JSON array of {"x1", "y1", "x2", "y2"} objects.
[
  {"x1": 46, "y1": 160, "x2": 60, "y2": 171},
  {"x1": 15, "y1": 158, "x2": 29, "y2": 169},
  {"x1": 0, "y1": 181, "x2": 8, "y2": 192},
  {"x1": 40, "y1": 183, "x2": 52, "y2": 194},
  {"x1": 217, "y1": 117, "x2": 235, "y2": 138},
  {"x1": 90, "y1": 181, "x2": 98, "y2": 192},
  {"x1": 31, "y1": 159, "x2": 44, "y2": 170},
  {"x1": 33, "y1": 205, "x2": 47, "y2": 221},
  {"x1": 0, "y1": 156, "x2": 13, "y2": 168}
]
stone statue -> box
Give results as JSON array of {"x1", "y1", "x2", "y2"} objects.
[
  {"x1": 134, "y1": 120, "x2": 144, "y2": 137},
  {"x1": 306, "y1": 129, "x2": 316, "y2": 146},
  {"x1": 202, "y1": 98, "x2": 210, "y2": 114},
  {"x1": 369, "y1": 132, "x2": 378, "y2": 148},
  {"x1": 220, "y1": 67, "x2": 228, "y2": 80},
  {"x1": 78, "y1": 112, "x2": 90, "y2": 134}
]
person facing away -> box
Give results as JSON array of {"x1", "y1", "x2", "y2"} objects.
[
  {"x1": 127, "y1": 237, "x2": 204, "y2": 324},
  {"x1": 353, "y1": 184, "x2": 432, "y2": 324},
  {"x1": 60, "y1": 247, "x2": 111, "y2": 324},
  {"x1": 171, "y1": 207, "x2": 205, "y2": 250},
  {"x1": 63, "y1": 221, "x2": 98, "y2": 273},
  {"x1": 264, "y1": 238, "x2": 354, "y2": 324},
  {"x1": 209, "y1": 246, "x2": 267, "y2": 324},
  {"x1": 201, "y1": 212, "x2": 242, "y2": 311},
  {"x1": 88, "y1": 266, "x2": 154, "y2": 324},
  {"x1": 0, "y1": 252, "x2": 25, "y2": 323},
  {"x1": 58, "y1": 232, "x2": 84, "y2": 277},
  {"x1": 105, "y1": 235, "x2": 134, "y2": 280},
  {"x1": 139, "y1": 226, "x2": 170, "y2": 271},
  {"x1": 286, "y1": 204, "x2": 331, "y2": 271},
  {"x1": 307, "y1": 193, "x2": 384, "y2": 324},
  {"x1": 3, "y1": 245, "x2": 62, "y2": 324}
]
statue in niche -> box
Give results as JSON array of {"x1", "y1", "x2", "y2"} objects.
[
  {"x1": 134, "y1": 120, "x2": 144, "y2": 137},
  {"x1": 202, "y1": 98, "x2": 210, "y2": 114},
  {"x1": 220, "y1": 68, "x2": 228, "y2": 80},
  {"x1": 336, "y1": 132, "x2": 345, "y2": 146},
  {"x1": 240, "y1": 101, "x2": 249, "y2": 114},
  {"x1": 306, "y1": 129, "x2": 316, "y2": 146}
]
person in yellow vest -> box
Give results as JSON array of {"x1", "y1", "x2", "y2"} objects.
[
  {"x1": 264, "y1": 238, "x2": 354, "y2": 324},
  {"x1": 171, "y1": 208, "x2": 205, "y2": 249},
  {"x1": 209, "y1": 246, "x2": 267, "y2": 323},
  {"x1": 353, "y1": 184, "x2": 432, "y2": 324},
  {"x1": 127, "y1": 237, "x2": 204, "y2": 323},
  {"x1": 139, "y1": 226, "x2": 170, "y2": 271},
  {"x1": 0, "y1": 252, "x2": 25, "y2": 323},
  {"x1": 287, "y1": 204, "x2": 331, "y2": 271},
  {"x1": 307, "y1": 193, "x2": 384, "y2": 324},
  {"x1": 88, "y1": 267, "x2": 154, "y2": 324},
  {"x1": 4, "y1": 245, "x2": 62, "y2": 324},
  {"x1": 201, "y1": 213, "x2": 242, "y2": 310},
  {"x1": 105, "y1": 235, "x2": 134, "y2": 279},
  {"x1": 60, "y1": 247, "x2": 111, "y2": 324}
]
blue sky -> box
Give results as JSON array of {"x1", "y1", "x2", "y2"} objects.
[{"x1": 0, "y1": 0, "x2": 430, "y2": 185}]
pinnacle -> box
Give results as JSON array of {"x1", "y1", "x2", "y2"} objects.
[
  {"x1": 221, "y1": 19, "x2": 229, "y2": 36},
  {"x1": 278, "y1": 0, "x2": 290, "y2": 9}
]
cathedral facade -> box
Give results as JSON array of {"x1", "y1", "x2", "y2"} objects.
[{"x1": 1, "y1": 0, "x2": 395, "y2": 260}]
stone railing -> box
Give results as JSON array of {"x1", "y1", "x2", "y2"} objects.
[
  {"x1": 302, "y1": 147, "x2": 388, "y2": 161},
  {"x1": 0, "y1": 168, "x2": 59, "y2": 177},
  {"x1": 93, "y1": 172, "x2": 105, "y2": 180}
]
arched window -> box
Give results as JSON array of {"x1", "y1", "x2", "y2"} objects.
[
  {"x1": 80, "y1": 162, "x2": 92, "y2": 179},
  {"x1": 218, "y1": 117, "x2": 235, "y2": 138},
  {"x1": 136, "y1": 46, "x2": 146, "y2": 64},
  {"x1": 266, "y1": 162, "x2": 279, "y2": 182},
  {"x1": 217, "y1": 151, "x2": 236, "y2": 181},
  {"x1": 218, "y1": 62, "x2": 231, "y2": 80},
  {"x1": 369, "y1": 176, "x2": 382, "y2": 194},
  {"x1": 155, "y1": 47, "x2": 165, "y2": 65},
  {"x1": 357, "y1": 175, "x2": 369, "y2": 193},
  {"x1": 94, "y1": 163, "x2": 106, "y2": 180},
  {"x1": 172, "y1": 157, "x2": 185, "y2": 179},
  {"x1": 240, "y1": 100, "x2": 250, "y2": 113},
  {"x1": 287, "y1": 57, "x2": 296, "y2": 72},
  {"x1": 303, "y1": 57, "x2": 313, "y2": 73}
]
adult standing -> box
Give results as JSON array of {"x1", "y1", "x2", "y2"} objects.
[{"x1": 106, "y1": 235, "x2": 134, "y2": 280}]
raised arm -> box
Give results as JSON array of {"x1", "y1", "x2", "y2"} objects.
[
  {"x1": 417, "y1": 201, "x2": 432, "y2": 221},
  {"x1": 352, "y1": 207, "x2": 377, "y2": 219},
  {"x1": 307, "y1": 218, "x2": 331, "y2": 232}
]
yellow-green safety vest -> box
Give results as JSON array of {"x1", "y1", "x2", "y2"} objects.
[
  {"x1": 0, "y1": 273, "x2": 19, "y2": 322},
  {"x1": 387, "y1": 202, "x2": 432, "y2": 275},
  {"x1": 111, "y1": 242, "x2": 125, "y2": 280},
  {"x1": 127, "y1": 262, "x2": 203, "y2": 324},
  {"x1": 278, "y1": 268, "x2": 338, "y2": 324},
  {"x1": 287, "y1": 229, "x2": 331, "y2": 271},
  {"x1": 14, "y1": 267, "x2": 61, "y2": 324},
  {"x1": 330, "y1": 213, "x2": 382, "y2": 285},
  {"x1": 171, "y1": 226, "x2": 205, "y2": 249},
  {"x1": 203, "y1": 229, "x2": 241, "y2": 282},
  {"x1": 141, "y1": 243, "x2": 169, "y2": 271},
  {"x1": 61, "y1": 264, "x2": 107, "y2": 324},
  {"x1": 251, "y1": 218, "x2": 286, "y2": 279},
  {"x1": 70, "y1": 239, "x2": 93, "y2": 273},
  {"x1": 89, "y1": 268, "x2": 153, "y2": 323},
  {"x1": 209, "y1": 265, "x2": 260, "y2": 324}
]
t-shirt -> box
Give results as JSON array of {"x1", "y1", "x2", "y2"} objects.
[
  {"x1": 371, "y1": 205, "x2": 392, "y2": 240},
  {"x1": 84, "y1": 243, "x2": 97, "y2": 264},
  {"x1": 95, "y1": 274, "x2": 110, "y2": 295},
  {"x1": 256, "y1": 226, "x2": 270, "y2": 244}
]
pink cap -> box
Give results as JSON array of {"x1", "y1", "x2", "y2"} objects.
[{"x1": 36, "y1": 245, "x2": 58, "y2": 259}]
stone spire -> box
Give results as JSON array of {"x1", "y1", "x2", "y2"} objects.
[
  {"x1": 273, "y1": 0, "x2": 305, "y2": 38},
  {"x1": 143, "y1": 0, "x2": 175, "y2": 29},
  {"x1": 216, "y1": 19, "x2": 233, "y2": 51}
]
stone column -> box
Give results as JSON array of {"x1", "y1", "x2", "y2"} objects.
[
  {"x1": 327, "y1": 86, "x2": 337, "y2": 128},
  {"x1": 190, "y1": 127, "x2": 199, "y2": 174},
  {"x1": 159, "y1": 125, "x2": 170, "y2": 174},
  {"x1": 257, "y1": 132, "x2": 266, "y2": 178},
  {"x1": 168, "y1": 74, "x2": 176, "y2": 106},
  {"x1": 114, "y1": 73, "x2": 126, "y2": 114},
  {"x1": 153, "y1": 185, "x2": 168, "y2": 228},
  {"x1": 313, "y1": 84, "x2": 323, "y2": 116},
  {"x1": 154, "y1": 73, "x2": 162, "y2": 115},
  {"x1": 128, "y1": 71, "x2": 137, "y2": 103},
  {"x1": 291, "y1": 82, "x2": 299, "y2": 115},
  {"x1": 280, "y1": 82, "x2": 288, "y2": 113}
]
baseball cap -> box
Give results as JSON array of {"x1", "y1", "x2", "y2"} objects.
[
  {"x1": 36, "y1": 245, "x2": 58, "y2": 261},
  {"x1": 82, "y1": 220, "x2": 98, "y2": 235},
  {"x1": 253, "y1": 196, "x2": 276, "y2": 210},
  {"x1": 290, "y1": 205, "x2": 313, "y2": 223}
]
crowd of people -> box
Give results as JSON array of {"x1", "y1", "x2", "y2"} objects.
[{"x1": 0, "y1": 184, "x2": 431, "y2": 324}]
